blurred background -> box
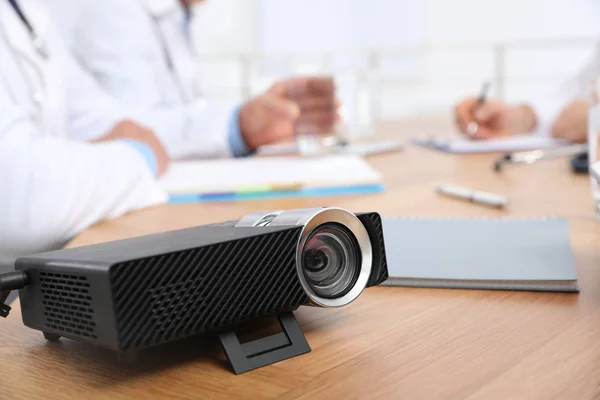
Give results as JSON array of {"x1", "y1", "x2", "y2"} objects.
[{"x1": 179, "y1": 0, "x2": 600, "y2": 137}]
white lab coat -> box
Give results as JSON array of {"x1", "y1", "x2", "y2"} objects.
[
  {"x1": 50, "y1": 0, "x2": 237, "y2": 160},
  {"x1": 0, "y1": 1, "x2": 166, "y2": 258}
]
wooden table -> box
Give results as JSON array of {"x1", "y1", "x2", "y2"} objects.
[{"x1": 3, "y1": 119, "x2": 600, "y2": 399}]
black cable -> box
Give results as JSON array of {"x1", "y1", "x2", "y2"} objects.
[
  {"x1": 0, "y1": 271, "x2": 28, "y2": 292},
  {"x1": 0, "y1": 271, "x2": 29, "y2": 318}
]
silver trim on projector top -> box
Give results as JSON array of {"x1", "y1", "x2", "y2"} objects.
[
  {"x1": 235, "y1": 210, "x2": 284, "y2": 227},
  {"x1": 236, "y1": 207, "x2": 373, "y2": 308}
]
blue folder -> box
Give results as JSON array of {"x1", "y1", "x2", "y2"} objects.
[{"x1": 168, "y1": 183, "x2": 385, "y2": 204}]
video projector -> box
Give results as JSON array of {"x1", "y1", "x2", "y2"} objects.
[{"x1": 14, "y1": 207, "x2": 389, "y2": 373}]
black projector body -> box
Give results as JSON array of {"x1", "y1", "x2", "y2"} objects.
[{"x1": 15, "y1": 208, "x2": 388, "y2": 353}]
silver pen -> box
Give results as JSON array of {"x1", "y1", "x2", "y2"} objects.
[
  {"x1": 493, "y1": 143, "x2": 588, "y2": 172},
  {"x1": 436, "y1": 184, "x2": 509, "y2": 208},
  {"x1": 466, "y1": 81, "x2": 491, "y2": 137}
]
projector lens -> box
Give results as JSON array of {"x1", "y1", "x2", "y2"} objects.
[
  {"x1": 237, "y1": 207, "x2": 373, "y2": 307},
  {"x1": 301, "y1": 223, "x2": 361, "y2": 299}
]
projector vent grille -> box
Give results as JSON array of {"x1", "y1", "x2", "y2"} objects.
[
  {"x1": 39, "y1": 272, "x2": 97, "y2": 340},
  {"x1": 110, "y1": 227, "x2": 307, "y2": 350}
]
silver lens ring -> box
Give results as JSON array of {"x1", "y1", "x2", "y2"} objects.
[
  {"x1": 294, "y1": 208, "x2": 372, "y2": 307},
  {"x1": 235, "y1": 207, "x2": 373, "y2": 307}
]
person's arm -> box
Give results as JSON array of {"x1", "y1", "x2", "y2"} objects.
[
  {"x1": 21, "y1": 0, "x2": 125, "y2": 142},
  {"x1": 542, "y1": 54, "x2": 600, "y2": 143},
  {"x1": 62, "y1": 49, "x2": 132, "y2": 142},
  {"x1": 549, "y1": 99, "x2": 588, "y2": 143},
  {"x1": 0, "y1": 97, "x2": 167, "y2": 258},
  {"x1": 28, "y1": 2, "x2": 170, "y2": 174},
  {"x1": 456, "y1": 50, "x2": 600, "y2": 140},
  {"x1": 530, "y1": 50, "x2": 600, "y2": 137},
  {"x1": 72, "y1": 0, "x2": 235, "y2": 159}
]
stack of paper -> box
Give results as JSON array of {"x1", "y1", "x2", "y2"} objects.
[
  {"x1": 159, "y1": 155, "x2": 384, "y2": 203},
  {"x1": 413, "y1": 134, "x2": 570, "y2": 154}
]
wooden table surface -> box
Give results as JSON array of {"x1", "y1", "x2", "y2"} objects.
[{"x1": 2, "y1": 119, "x2": 600, "y2": 399}]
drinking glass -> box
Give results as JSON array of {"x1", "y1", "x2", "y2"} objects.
[{"x1": 287, "y1": 76, "x2": 338, "y2": 155}]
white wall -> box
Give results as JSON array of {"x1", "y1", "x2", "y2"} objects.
[
  {"x1": 256, "y1": 0, "x2": 600, "y2": 49},
  {"x1": 422, "y1": 0, "x2": 600, "y2": 43},
  {"x1": 258, "y1": 0, "x2": 424, "y2": 52},
  {"x1": 191, "y1": 0, "x2": 260, "y2": 102},
  {"x1": 192, "y1": 0, "x2": 600, "y2": 120},
  {"x1": 192, "y1": 0, "x2": 259, "y2": 54},
  {"x1": 408, "y1": 0, "x2": 600, "y2": 116}
]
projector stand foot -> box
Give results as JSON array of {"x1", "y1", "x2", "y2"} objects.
[
  {"x1": 43, "y1": 332, "x2": 61, "y2": 342},
  {"x1": 219, "y1": 312, "x2": 311, "y2": 375}
]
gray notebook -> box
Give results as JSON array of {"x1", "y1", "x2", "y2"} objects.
[{"x1": 381, "y1": 218, "x2": 579, "y2": 292}]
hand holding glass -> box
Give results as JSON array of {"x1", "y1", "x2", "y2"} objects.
[{"x1": 286, "y1": 77, "x2": 338, "y2": 155}]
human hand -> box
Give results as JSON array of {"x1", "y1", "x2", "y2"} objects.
[
  {"x1": 93, "y1": 120, "x2": 169, "y2": 176},
  {"x1": 551, "y1": 99, "x2": 587, "y2": 143},
  {"x1": 455, "y1": 97, "x2": 514, "y2": 139},
  {"x1": 454, "y1": 97, "x2": 537, "y2": 140},
  {"x1": 239, "y1": 77, "x2": 338, "y2": 150}
]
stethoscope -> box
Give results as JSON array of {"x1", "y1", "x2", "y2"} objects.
[
  {"x1": 143, "y1": 2, "x2": 206, "y2": 105},
  {"x1": 1, "y1": 0, "x2": 49, "y2": 118},
  {"x1": 7, "y1": 0, "x2": 48, "y2": 60}
]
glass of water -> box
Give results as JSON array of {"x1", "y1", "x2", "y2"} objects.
[
  {"x1": 287, "y1": 76, "x2": 338, "y2": 155},
  {"x1": 588, "y1": 78, "x2": 600, "y2": 217}
]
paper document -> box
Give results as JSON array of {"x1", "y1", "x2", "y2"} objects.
[
  {"x1": 413, "y1": 134, "x2": 570, "y2": 154},
  {"x1": 159, "y1": 155, "x2": 383, "y2": 195},
  {"x1": 257, "y1": 141, "x2": 404, "y2": 157}
]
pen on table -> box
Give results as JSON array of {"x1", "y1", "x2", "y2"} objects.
[
  {"x1": 436, "y1": 184, "x2": 509, "y2": 208},
  {"x1": 466, "y1": 81, "x2": 491, "y2": 137},
  {"x1": 493, "y1": 143, "x2": 588, "y2": 172}
]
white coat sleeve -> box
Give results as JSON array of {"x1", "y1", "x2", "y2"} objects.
[
  {"x1": 40, "y1": 7, "x2": 129, "y2": 142},
  {"x1": 529, "y1": 51, "x2": 600, "y2": 134},
  {"x1": 0, "y1": 93, "x2": 167, "y2": 258},
  {"x1": 62, "y1": 43, "x2": 131, "y2": 141},
  {"x1": 74, "y1": 0, "x2": 234, "y2": 160}
]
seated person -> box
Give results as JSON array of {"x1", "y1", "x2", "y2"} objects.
[
  {"x1": 47, "y1": 0, "x2": 337, "y2": 159},
  {"x1": 0, "y1": 0, "x2": 169, "y2": 258},
  {"x1": 454, "y1": 57, "x2": 598, "y2": 143}
]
